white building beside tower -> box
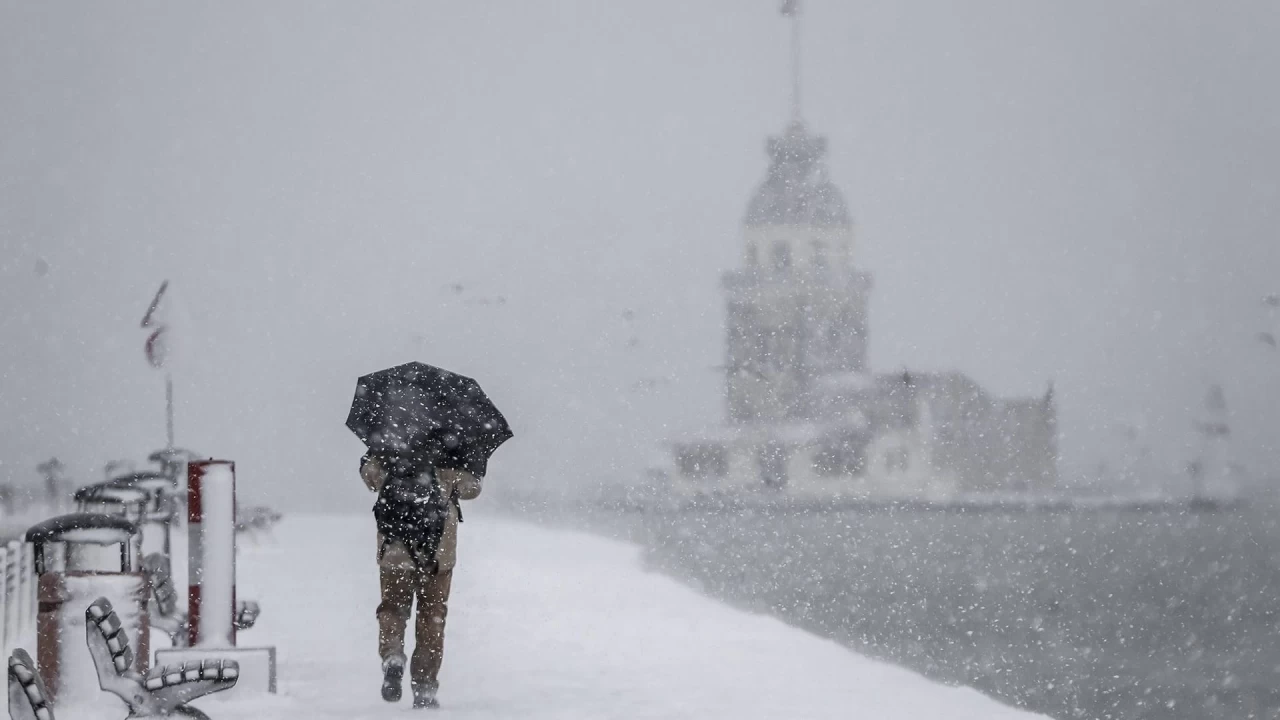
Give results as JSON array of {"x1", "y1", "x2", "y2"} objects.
[{"x1": 651, "y1": 3, "x2": 1058, "y2": 507}]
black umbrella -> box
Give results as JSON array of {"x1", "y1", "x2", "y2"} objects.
[{"x1": 346, "y1": 362, "x2": 512, "y2": 477}]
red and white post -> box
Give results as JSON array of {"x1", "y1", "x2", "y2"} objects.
[
  {"x1": 188, "y1": 460, "x2": 236, "y2": 647},
  {"x1": 159, "y1": 458, "x2": 274, "y2": 696}
]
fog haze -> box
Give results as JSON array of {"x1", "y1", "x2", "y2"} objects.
[{"x1": 2, "y1": 1, "x2": 1278, "y2": 510}]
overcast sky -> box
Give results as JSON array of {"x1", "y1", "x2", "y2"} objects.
[{"x1": 2, "y1": 1, "x2": 1277, "y2": 510}]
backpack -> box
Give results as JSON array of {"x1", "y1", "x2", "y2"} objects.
[{"x1": 372, "y1": 467, "x2": 458, "y2": 568}]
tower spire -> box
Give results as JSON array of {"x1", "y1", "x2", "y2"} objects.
[{"x1": 782, "y1": 0, "x2": 802, "y2": 122}]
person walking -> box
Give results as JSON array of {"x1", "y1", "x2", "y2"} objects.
[
  {"x1": 346, "y1": 362, "x2": 513, "y2": 709},
  {"x1": 362, "y1": 453, "x2": 482, "y2": 709}
]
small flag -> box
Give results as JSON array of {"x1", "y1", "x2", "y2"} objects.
[
  {"x1": 781, "y1": 0, "x2": 800, "y2": 16},
  {"x1": 141, "y1": 280, "x2": 171, "y2": 369},
  {"x1": 145, "y1": 327, "x2": 169, "y2": 369}
]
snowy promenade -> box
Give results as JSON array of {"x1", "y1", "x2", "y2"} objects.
[{"x1": 204, "y1": 515, "x2": 1040, "y2": 719}]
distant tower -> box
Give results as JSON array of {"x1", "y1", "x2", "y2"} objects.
[{"x1": 723, "y1": 0, "x2": 872, "y2": 423}]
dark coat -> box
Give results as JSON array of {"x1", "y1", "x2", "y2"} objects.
[{"x1": 362, "y1": 457, "x2": 480, "y2": 574}]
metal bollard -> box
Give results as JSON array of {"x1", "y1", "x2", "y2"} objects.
[
  {"x1": 155, "y1": 460, "x2": 276, "y2": 697},
  {"x1": 105, "y1": 472, "x2": 179, "y2": 560},
  {"x1": 148, "y1": 448, "x2": 198, "y2": 490},
  {"x1": 74, "y1": 484, "x2": 148, "y2": 524},
  {"x1": 24, "y1": 514, "x2": 149, "y2": 708},
  {"x1": 187, "y1": 461, "x2": 236, "y2": 648},
  {"x1": 70, "y1": 485, "x2": 147, "y2": 570}
]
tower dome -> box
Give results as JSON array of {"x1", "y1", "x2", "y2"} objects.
[{"x1": 744, "y1": 121, "x2": 851, "y2": 228}]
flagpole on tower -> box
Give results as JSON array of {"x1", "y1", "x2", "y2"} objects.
[{"x1": 782, "y1": 0, "x2": 803, "y2": 122}]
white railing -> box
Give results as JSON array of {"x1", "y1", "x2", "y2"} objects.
[{"x1": 0, "y1": 540, "x2": 38, "y2": 657}]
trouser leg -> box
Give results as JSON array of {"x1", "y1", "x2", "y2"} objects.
[
  {"x1": 377, "y1": 567, "x2": 415, "y2": 662},
  {"x1": 410, "y1": 569, "x2": 453, "y2": 690}
]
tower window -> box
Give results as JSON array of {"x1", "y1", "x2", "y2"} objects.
[
  {"x1": 759, "y1": 442, "x2": 788, "y2": 488},
  {"x1": 676, "y1": 444, "x2": 728, "y2": 479},
  {"x1": 811, "y1": 241, "x2": 827, "y2": 272},
  {"x1": 886, "y1": 448, "x2": 910, "y2": 473},
  {"x1": 813, "y1": 432, "x2": 869, "y2": 477},
  {"x1": 771, "y1": 241, "x2": 792, "y2": 272}
]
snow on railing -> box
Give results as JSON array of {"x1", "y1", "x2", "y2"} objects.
[{"x1": 0, "y1": 539, "x2": 37, "y2": 658}]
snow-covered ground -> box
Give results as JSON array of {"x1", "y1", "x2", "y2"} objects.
[{"x1": 192, "y1": 514, "x2": 1041, "y2": 719}]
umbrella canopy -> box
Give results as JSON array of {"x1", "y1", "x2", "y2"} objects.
[{"x1": 346, "y1": 362, "x2": 513, "y2": 477}]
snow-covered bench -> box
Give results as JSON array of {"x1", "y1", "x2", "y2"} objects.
[{"x1": 85, "y1": 597, "x2": 239, "y2": 718}]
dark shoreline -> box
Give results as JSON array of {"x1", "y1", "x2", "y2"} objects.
[{"x1": 614, "y1": 494, "x2": 1250, "y2": 517}]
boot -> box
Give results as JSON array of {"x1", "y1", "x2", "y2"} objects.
[
  {"x1": 412, "y1": 682, "x2": 440, "y2": 709},
  {"x1": 381, "y1": 654, "x2": 406, "y2": 702}
]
